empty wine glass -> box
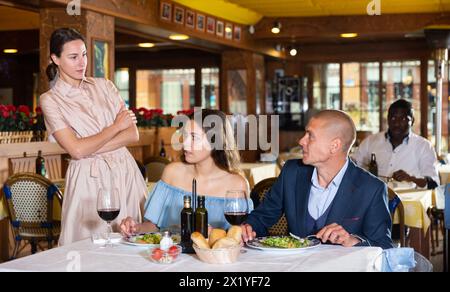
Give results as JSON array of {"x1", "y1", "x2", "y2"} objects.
[
  {"x1": 224, "y1": 190, "x2": 249, "y2": 226},
  {"x1": 97, "y1": 187, "x2": 120, "y2": 248}
]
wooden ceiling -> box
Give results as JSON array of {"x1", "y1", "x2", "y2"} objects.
[{"x1": 0, "y1": 6, "x2": 39, "y2": 31}]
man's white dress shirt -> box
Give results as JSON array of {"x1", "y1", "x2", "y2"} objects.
[{"x1": 352, "y1": 131, "x2": 440, "y2": 185}]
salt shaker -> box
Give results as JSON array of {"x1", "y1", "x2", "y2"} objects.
[{"x1": 159, "y1": 230, "x2": 173, "y2": 251}]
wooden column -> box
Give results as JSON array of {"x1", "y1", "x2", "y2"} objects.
[
  {"x1": 221, "y1": 50, "x2": 265, "y2": 115},
  {"x1": 39, "y1": 8, "x2": 115, "y2": 94},
  {"x1": 221, "y1": 50, "x2": 265, "y2": 162}
]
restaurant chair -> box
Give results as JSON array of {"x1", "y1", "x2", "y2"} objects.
[
  {"x1": 429, "y1": 184, "x2": 448, "y2": 256},
  {"x1": 250, "y1": 177, "x2": 288, "y2": 236},
  {"x1": 144, "y1": 156, "x2": 170, "y2": 182},
  {"x1": 2, "y1": 173, "x2": 63, "y2": 259},
  {"x1": 134, "y1": 159, "x2": 147, "y2": 181},
  {"x1": 388, "y1": 187, "x2": 406, "y2": 247}
]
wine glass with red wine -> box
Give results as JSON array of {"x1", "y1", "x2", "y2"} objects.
[
  {"x1": 224, "y1": 190, "x2": 249, "y2": 226},
  {"x1": 97, "y1": 188, "x2": 120, "y2": 248}
]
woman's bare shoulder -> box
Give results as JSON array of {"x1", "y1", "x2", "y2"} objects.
[{"x1": 161, "y1": 162, "x2": 192, "y2": 185}]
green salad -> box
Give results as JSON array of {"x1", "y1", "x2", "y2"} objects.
[
  {"x1": 134, "y1": 233, "x2": 181, "y2": 244},
  {"x1": 260, "y1": 236, "x2": 311, "y2": 248}
]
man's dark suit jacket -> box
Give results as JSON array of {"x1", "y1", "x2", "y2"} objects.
[{"x1": 246, "y1": 159, "x2": 393, "y2": 249}]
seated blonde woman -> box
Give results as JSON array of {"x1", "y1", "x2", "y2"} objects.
[{"x1": 120, "y1": 109, "x2": 253, "y2": 235}]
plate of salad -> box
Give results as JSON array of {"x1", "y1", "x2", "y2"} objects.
[
  {"x1": 246, "y1": 236, "x2": 320, "y2": 251},
  {"x1": 122, "y1": 232, "x2": 181, "y2": 247}
]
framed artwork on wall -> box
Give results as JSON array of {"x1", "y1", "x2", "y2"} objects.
[
  {"x1": 93, "y1": 40, "x2": 109, "y2": 78},
  {"x1": 206, "y1": 16, "x2": 215, "y2": 34},
  {"x1": 160, "y1": 2, "x2": 172, "y2": 21},
  {"x1": 174, "y1": 6, "x2": 185, "y2": 25},
  {"x1": 216, "y1": 20, "x2": 224, "y2": 37},
  {"x1": 196, "y1": 13, "x2": 205, "y2": 32},
  {"x1": 186, "y1": 10, "x2": 195, "y2": 29}
]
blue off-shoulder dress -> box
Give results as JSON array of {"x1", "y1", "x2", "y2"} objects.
[{"x1": 143, "y1": 180, "x2": 254, "y2": 230}]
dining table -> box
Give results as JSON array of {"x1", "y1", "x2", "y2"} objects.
[{"x1": 0, "y1": 238, "x2": 383, "y2": 272}]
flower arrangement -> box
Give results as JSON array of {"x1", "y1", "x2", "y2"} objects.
[
  {"x1": 0, "y1": 105, "x2": 34, "y2": 131},
  {"x1": 132, "y1": 107, "x2": 174, "y2": 128}
]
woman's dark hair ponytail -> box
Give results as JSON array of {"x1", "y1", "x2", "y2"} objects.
[
  {"x1": 46, "y1": 62, "x2": 58, "y2": 82},
  {"x1": 46, "y1": 27, "x2": 85, "y2": 82}
]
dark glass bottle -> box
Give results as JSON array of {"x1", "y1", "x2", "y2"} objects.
[
  {"x1": 368, "y1": 153, "x2": 378, "y2": 177},
  {"x1": 194, "y1": 196, "x2": 208, "y2": 238},
  {"x1": 159, "y1": 140, "x2": 166, "y2": 157},
  {"x1": 35, "y1": 150, "x2": 47, "y2": 178},
  {"x1": 180, "y1": 196, "x2": 194, "y2": 253}
]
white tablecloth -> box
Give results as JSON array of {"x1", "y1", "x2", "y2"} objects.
[{"x1": 0, "y1": 239, "x2": 382, "y2": 272}]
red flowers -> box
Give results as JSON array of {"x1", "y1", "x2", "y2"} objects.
[
  {"x1": 0, "y1": 104, "x2": 41, "y2": 132},
  {"x1": 133, "y1": 108, "x2": 176, "y2": 128}
]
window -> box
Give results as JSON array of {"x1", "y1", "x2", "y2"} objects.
[
  {"x1": 201, "y1": 68, "x2": 219, "y2": 109},
  {"x1": 136, "y1": 69, "x2": 195, "y2": 114},
  {"x1": 114, "y1": 68, "x2": 129, "y2": 107},
  {"x1": 312, "y1": 63, "x2": 340, "y2": 110},
  {"x1": 342, "y1": 62, "x2": 380, "y2": 132}
]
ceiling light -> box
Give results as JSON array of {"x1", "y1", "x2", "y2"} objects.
[
  {"x1": 340, "y1": 33, "x2": 358, "y2": 38},
  {"x1": 248, "y1": 25, "x2": 255, "y2": 34},
  {"x1": 138, "y1": 43, "x2": 155, "y2": 48},
  {"x1": 289, "y1": 48, "x2": 298, "y2": 56},
  {"x1": 3, "y1": 49, "x2": 18, "y2": 54},
  {"x1": 275, "y1": 44, "x2": 284, "y2": 52},
  {"x1": 271, "y1": 22, "x2": 281, "y2": 34},
  {"x1": 169, "y1": 34, "x2": 190, "y2": 41},
  {"x1": 225, "y1": 26, "x2": 232, "y2": 33}
]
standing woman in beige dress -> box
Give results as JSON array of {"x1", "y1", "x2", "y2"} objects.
[{"x1": 40, "y1": 28, "x2": 146, "y2": 245}]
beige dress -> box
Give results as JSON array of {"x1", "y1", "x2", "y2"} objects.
[{"x1": 40, "y1": 77, "x2": 146, "y2": 245}]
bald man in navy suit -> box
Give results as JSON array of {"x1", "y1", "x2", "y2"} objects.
[{"x1": 243, "y1": 110, "x2": 393, "y2": 249}]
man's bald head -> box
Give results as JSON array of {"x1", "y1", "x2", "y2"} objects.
[{"x1": 310, "y1": 110, "x2": 356, "y2": 154}]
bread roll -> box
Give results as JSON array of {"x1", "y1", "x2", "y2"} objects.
[
  {"x1": 191, "y1": 232, "x2": 210, "y2": 249},
  {"x1": 209, "y1": 228, "x2": 227, "y2": 247},
  {"x1": 226, "y1": 225, "x2": 242, "y2": 243},
  {"x1": 212, "y1": 237, "x2": 239, "y2": 249}
]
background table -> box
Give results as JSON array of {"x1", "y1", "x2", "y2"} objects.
[
  {"x1": 241, "y1": 163, "x2": 280, "y2": 188},
  {"x1": 392, "y1": 188, "x2": 433, "y2": 258},
  {"x1": 0, "y1": 238, "x2": 382, "y2": 272}
]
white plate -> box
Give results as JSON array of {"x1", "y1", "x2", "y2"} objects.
[
  {"x1": 246, "y1": 236, "x2": 321, "y2": 252},
  {"x1": 121, "y1": 233, "x2": 180, "y2": 247}
]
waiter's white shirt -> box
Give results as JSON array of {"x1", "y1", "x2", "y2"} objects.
[{"x1": 352, "y1": 131, "x2": 440, "y2": 185}]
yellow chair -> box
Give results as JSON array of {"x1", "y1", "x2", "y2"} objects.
[
  {"x1": 2, "y1": 173, "x2": 62, "y2": 259},
  {"x1": 144, "y1": 156, "x2": 171, "y2": 182},
  {"x1": 250, "y1": 177, "x2": 288, "y2": 236}
]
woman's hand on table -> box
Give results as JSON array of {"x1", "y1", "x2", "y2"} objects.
[{"x1": 120, "y1": 216, "x2": 139, "y2": 237}]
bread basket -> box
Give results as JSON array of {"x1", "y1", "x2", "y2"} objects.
[{"x1": 193, "y1": 243, "x2": 241, "y2": 264}]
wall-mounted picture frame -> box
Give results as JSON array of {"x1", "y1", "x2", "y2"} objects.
[
  {"x1": 206, "y1": 16, "x2": 215, "y2": 34},
  {"x1": 93, "y1": 39, "x2": 109, "y2": 78},
  {"x1": 160, "y1": 1, "x2": 172, "y2": 22},
  {"x1": 174, "y1": 6, "x2": 185, "y2": 25},
  {"x1": 225, "y1": 23, "x2": 233, "y2": 40},
  {"x1": 234, "y1": 25, "x2": 241, "y2": 41},
  {"x1": 186, "y1": 10, "x2": 195, "y2": 29},
  {"x1": 216, "y1": 20, "x2": 224, "y2": 37},
  {"x1": 196, "y1": 13, "x2": 205, "y2": 32}
]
